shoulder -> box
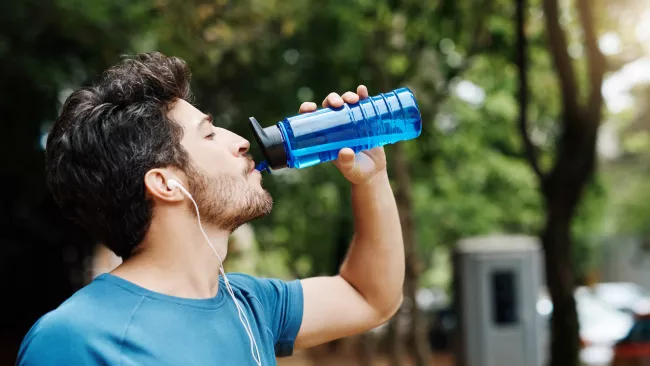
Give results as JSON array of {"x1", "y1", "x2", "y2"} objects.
[
  {"x1": 17, "y1": 297, "x2": 94, "y2": 364},
  {"x1": 43, "y1": 274, "x2": 145, "y2": 326},
  {"x1": 17, "y1": 306, "x2": 103, "y2": 365},
  {"x1": 223, "y1": 272, "x2": 268, "y2": 294},
  {"x1": 17, "y1": 276, "x2": 145, "y2": 365},
  {"x1": 19, "y1": 307, "x2": 87, "y2": 350},
  {"x1": 224, "y1": 272, "x2": 303, "y2": 303}
]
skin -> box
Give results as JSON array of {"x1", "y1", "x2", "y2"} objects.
[{"x1": 110, "y1": 85, "x2": 405, "y2": 349}]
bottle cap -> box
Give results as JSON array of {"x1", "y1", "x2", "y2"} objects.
[{"x1": 248, "y1": 117, "x2": 288, "y2": 169}]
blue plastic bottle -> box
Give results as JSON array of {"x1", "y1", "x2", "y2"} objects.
[{"x1": 249, "y1": 87, "x2": 422, "y2": 171}]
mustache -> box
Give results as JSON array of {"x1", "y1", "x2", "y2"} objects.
[{"x1": 244, "y1": 154, "x2": 255, "y2": 175}]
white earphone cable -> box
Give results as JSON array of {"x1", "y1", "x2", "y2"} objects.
[{"x1": 174, "y1": 182, "x2": 262, "y2": 366}]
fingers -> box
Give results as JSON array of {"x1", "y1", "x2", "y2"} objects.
[
  {"x1": 341, "y1": 91, "x2": 359, "y2": 104},
  {"x1": 338, "y1": 147, "x2": 355, "y2": 161},
  {"x1": 299, "y1": 102, "x2": 318, "y2": 114},
  {"x1": 318, "y1": 85, "x2": 369, "y2": 109},
  {"x1": 357, "y1": 85, "x2": 369, "y2": 99},
  {"x1": 322, "y1": 92, "x2": 343, "y2": 108},
  {"x1": 335, "y1": 148, "x2": 356, "y2": 172}
]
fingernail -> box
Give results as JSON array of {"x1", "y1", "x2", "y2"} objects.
[{"x1": 333, "y1": 96, "x2": 342, "y2": 104}]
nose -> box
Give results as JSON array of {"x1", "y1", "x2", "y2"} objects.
[
  {"x1": 221, "y1": 127, "x2": 251, "y2": 157},
  {"x1": 236, "y1": 138, "x2": 250, "y2": 156}
]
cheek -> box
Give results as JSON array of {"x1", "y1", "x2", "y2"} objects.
[{"x1": 190, "y1": 145, "x2": 229, "y2": 170}]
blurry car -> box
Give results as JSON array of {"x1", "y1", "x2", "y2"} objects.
[
  {"x1": 612, "y1": 314, "x2": 650, "y2": 366},
  {"x1": 590, "y1": 282, "x2": 650, "y2": 316},
  {"x1": 537, "y1": 287, "x2": 634, "y2": 365},
  {"x1": 612, "y1": 313, "x2": 650, "y2": 365},
  {"x1": 574, "y1": 287, "x2": 635, "y2": 365},
  {"x1": 612, "y1": 313, "x2": 650, "y2": 366}
]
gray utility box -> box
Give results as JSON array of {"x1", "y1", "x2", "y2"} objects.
[{"x1": 452, "y1": 235, "x2": 545, "y2": 366}]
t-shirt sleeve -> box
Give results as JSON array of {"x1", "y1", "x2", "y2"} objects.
[
  {"x1": 16, "y1": 315, "x2": 97, "y2": 366},
  {"x1": 230, "y1": 273, "x2": 304, "y2": 357},
  {"x1": 259, "y1": 277, "x2": 304, "y2": 357}
]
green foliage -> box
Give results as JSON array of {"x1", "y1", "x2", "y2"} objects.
[
  {"x1": 0, "y1": 0, "x2": 158, "y2": 206},
  {"x1": 2, "y1": 0, "x2": 612, "y2": 288},
  {"x1": 600, "y1": 82, "x2": 650, "y2": 238}
]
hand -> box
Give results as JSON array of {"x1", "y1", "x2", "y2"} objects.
[{"x1": 298, "y1": 85, "x2": 387, "y2": 185}]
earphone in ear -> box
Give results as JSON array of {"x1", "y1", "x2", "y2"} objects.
[
  {"x1": 167, "y1": 179, "x2": 192, "y2": 198},
  {"x1": 167, "y1": 179, "x2": 181, "y2": 190},
  {"x1": 167, "y1": 179, "x2": 183, "y2": 189}
]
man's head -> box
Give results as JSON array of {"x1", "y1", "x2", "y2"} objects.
[{"x1": 46, "y1": 52, "x2": 272, "y2": 259}]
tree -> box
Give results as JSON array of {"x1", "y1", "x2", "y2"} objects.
[{"x1": 516, "y1": 0, "x2": 605, "y2": 364}]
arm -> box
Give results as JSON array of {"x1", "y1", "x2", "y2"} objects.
[{"x1": 294, "y1": 86, "x2": 405, "y2": 349}]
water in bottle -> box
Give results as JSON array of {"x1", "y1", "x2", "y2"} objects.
[{"x1": 249, "y1": 87, "x2": 422, "y2": 171}]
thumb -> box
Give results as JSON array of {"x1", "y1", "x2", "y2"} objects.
[{"x1": 335, "y1": 148, "x2": 356, "y2": 173}]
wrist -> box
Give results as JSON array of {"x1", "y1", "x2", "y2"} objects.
[{"x1": 351, "y1": 169, "x2": 389, "y2": 189}]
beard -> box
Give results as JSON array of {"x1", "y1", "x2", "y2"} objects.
[{"x1": 185, "y1": 164, "x2": 272, "y2": 232}]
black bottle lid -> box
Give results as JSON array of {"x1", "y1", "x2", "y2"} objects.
[{"x1": 248, "y1": 117, "x2": 288, "y2": 170}]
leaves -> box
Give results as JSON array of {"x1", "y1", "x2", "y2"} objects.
[{"x1": 1, "y1": 0, "x2": 613, "y2": 289}]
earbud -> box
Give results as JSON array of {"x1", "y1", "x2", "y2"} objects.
[
  {"x1": 167, "y1": 179, "x2": 192, "y2": 198},
  {"x1": 167, "y1": 179, "x2": 180, "y2": 190}
]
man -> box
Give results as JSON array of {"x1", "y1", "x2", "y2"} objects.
[{"x1": 17, "y1": 52, "x2": 404, "y2": 365}]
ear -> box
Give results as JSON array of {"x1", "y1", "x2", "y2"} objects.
[{"x1": 144, "y1": 168, "x2": 185, "y2": 202}]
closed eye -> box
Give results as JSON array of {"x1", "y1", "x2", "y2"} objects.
[{"x1": 206, "y1": 133, "x2": 215, "y2": 139}]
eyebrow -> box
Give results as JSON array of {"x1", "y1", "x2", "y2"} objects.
[{"x1": 198, "y1": 113, "x2": 213, "y2": 129}]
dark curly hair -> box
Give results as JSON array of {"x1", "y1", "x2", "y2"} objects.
[{"x1": 46, "y1": 52, "x2": 192, "y2": 259}]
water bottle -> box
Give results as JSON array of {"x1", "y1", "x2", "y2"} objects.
[{"x1": 249, "y1": 87, "x2": 422, "y2": 172}]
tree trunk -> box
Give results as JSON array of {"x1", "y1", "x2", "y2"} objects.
[
  {"x1": 540, "y1": 123, "x2": 598, "y2": 366},
  {"x1": 517, "y1": 0, "x2": 606, "y2": 363},
  {"x1": 393, "y1": 143, "x2": 430, "y2": 366},
  {"x1": 542, "y1": 202, "x2": 580, "y2": 366},
  {"x1": 517, "y1": 0, "x2": 604, "y2": 365}
]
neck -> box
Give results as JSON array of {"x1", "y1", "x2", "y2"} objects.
[{"x1": 111, "y1": 208, "x2": 230, "y2": 299}]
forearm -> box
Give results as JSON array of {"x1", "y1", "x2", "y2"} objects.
[{"x1": 339, "y1": 170, "x2": 405, "y2": 317}]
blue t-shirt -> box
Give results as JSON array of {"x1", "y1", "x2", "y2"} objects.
[{"x1": 16, "y1": 272, "x2": 304, "y2": 365}]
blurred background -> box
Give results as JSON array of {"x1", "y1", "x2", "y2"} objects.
[{"x1": 2, "y1": 0, "x2": 650, "y2": 365}]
